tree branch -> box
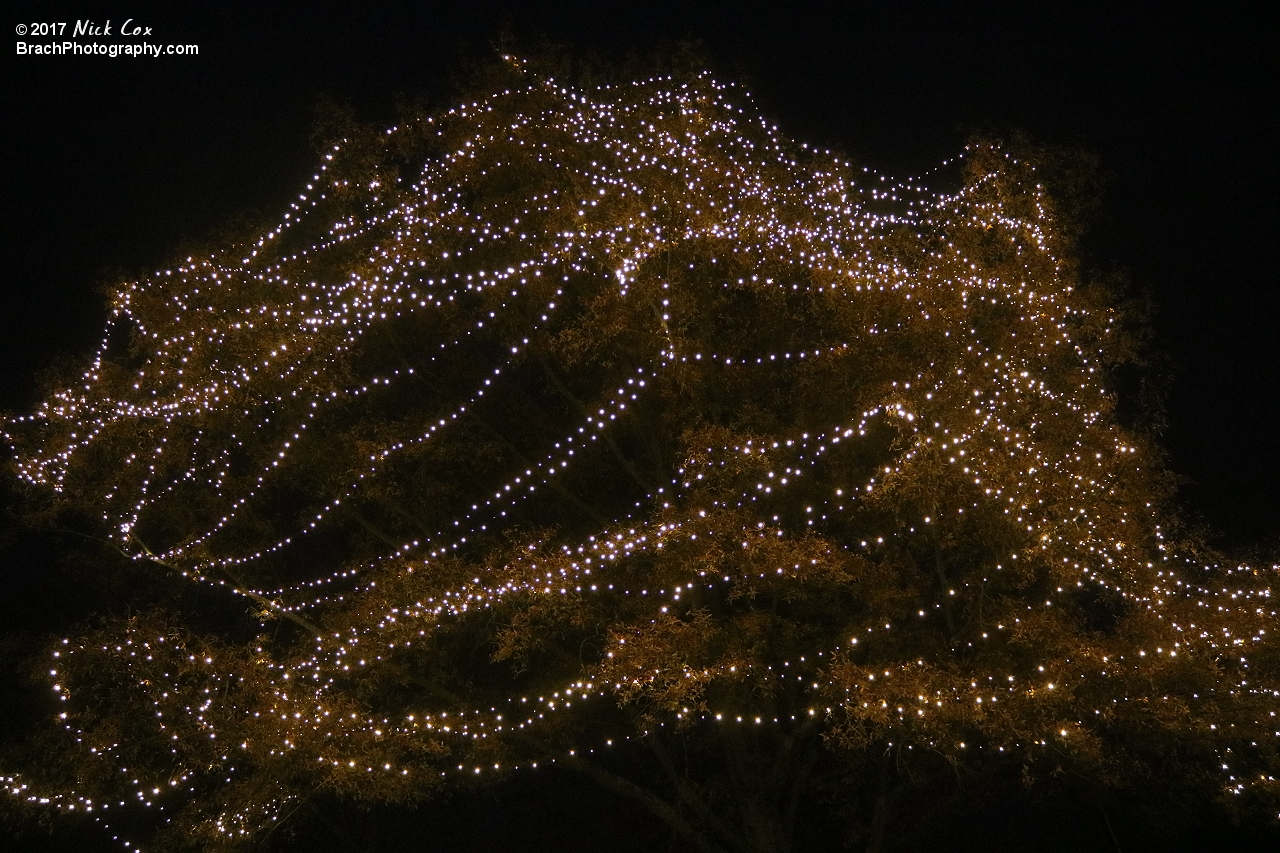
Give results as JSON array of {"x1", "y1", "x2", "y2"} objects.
[
  {"x1": 557, "y1": 750, "x2": 731, "y2": 853},
  {"x1": 649, "y1": 735, "x2": 742, "y2": 847},
  {"x1": 130, "y1": 535, "x2": 324, "y2": 638},
  {"x1": 532, "y1": 346, "x2": 657, "y2": 494}
]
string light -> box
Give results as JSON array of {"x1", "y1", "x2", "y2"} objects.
[{"x1": 4, "y1": 57, "x2": 1277, "y2": 848}]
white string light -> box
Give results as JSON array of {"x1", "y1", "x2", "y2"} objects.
[{"x1": 4, "y1": 58, "x2": 1276, "y2": 848}]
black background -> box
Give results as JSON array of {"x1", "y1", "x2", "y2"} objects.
[{"x1": 2, "y1": 3, "x2": 1277, "y2": 849}]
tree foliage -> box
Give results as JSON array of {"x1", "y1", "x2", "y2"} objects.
[{"x1": 3, "y1": 55, "x2": 1278, "y2": 852}]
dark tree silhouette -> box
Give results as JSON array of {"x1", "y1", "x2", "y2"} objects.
[{"x1": 3, "y1": 56, "x2": 1277, "y2": 852}]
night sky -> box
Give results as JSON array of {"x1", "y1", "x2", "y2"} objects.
[{"x1": 5, "y1": 1, "x2": 1275, "y2": 553}]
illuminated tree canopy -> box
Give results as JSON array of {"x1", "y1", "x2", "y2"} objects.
[{"x1": 3, "y1": 56, "x2": 1278, "y2": 852}]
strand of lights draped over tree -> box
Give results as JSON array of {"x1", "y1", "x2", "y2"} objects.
[{"x1": 3, "y1": 56, "x2": 1277, "y2": 850}]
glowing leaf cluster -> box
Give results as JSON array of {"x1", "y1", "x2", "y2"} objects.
[{"x1": 4, "y1": 58, "x2": 1277, "y2": 849}]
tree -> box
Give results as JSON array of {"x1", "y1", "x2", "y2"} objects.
[{"x1": 3, "y1": 55, "x2": 1278, "y2": 852}]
